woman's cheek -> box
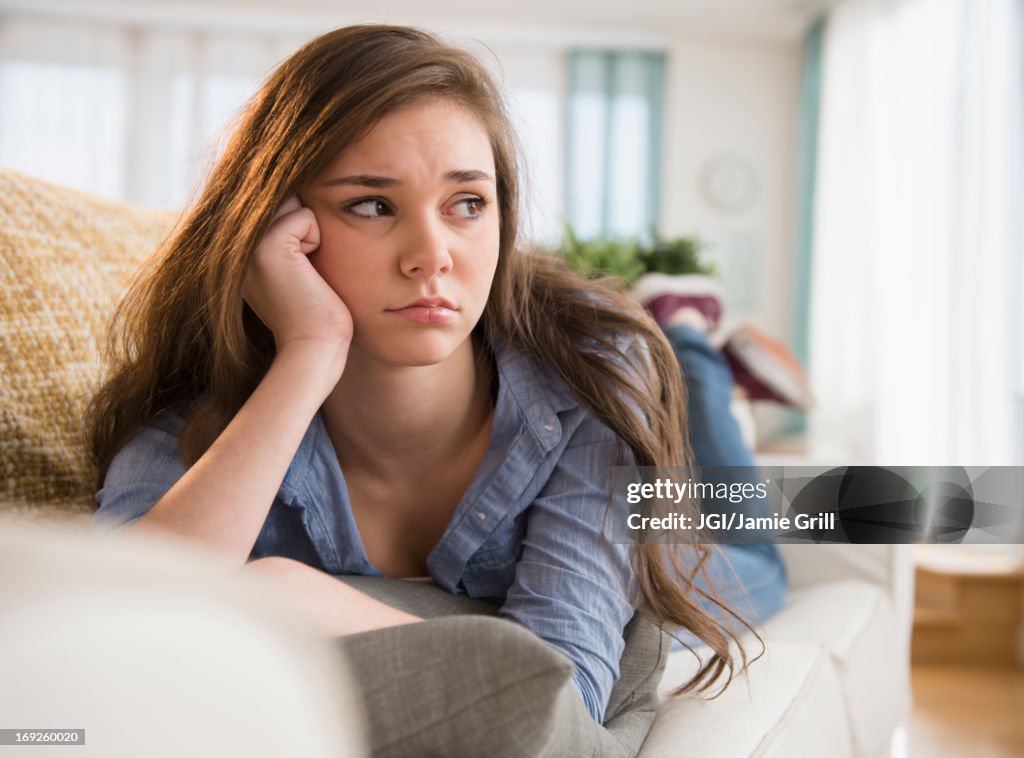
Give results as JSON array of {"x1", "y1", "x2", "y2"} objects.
[
  {"x1": 309, "y1": 227, "x2": 358, "y2": 283},
  {"x1": 306, "y1": 250, "x2": 346, "y2": 305}
]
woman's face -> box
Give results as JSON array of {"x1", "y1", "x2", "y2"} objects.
[{"x1": 302, "y1": 99, "x2": 500, "y2": 370}]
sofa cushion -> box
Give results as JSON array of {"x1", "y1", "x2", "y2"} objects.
[
  {"x1": 338, "y1": 614, "x2": 580, "y2": 757},
  {"x1": 641, "y1": 639, "x2": 851, "y2": 758},
  {"x1": 334, "y1": 575, "x2": 668, "y2": 757},
  {"x1": 780, "y1": 544, "x2": 900, "y2": 592},
  {"x1": 0, "y1": 169, "x2": 174, "y2": 520},
  {"x1": 759, "y1": 581, "x2": 911, "y2": 758}
]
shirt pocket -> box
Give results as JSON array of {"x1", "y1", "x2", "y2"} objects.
[{"x1": 460, "y1": 513, "x2": 527, "y2": 601}]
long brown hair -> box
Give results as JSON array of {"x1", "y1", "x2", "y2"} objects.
[{"x1": 87, "y1": 24, "x2": 762, "y2": 698}]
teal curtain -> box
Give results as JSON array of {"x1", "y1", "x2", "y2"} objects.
[
  {"x1": 786, "y1": 17, "x2": 825, "y2": 435},
  {"x1": 565, "y1": 50, "x2": 665, "y2": 241}
]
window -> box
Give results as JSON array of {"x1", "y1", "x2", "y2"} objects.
[{"x1": 565, "y1": 50, "x2": 665, "y2": 240}]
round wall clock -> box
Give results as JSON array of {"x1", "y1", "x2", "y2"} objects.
[{"x1": 700, "y1": 154, "x2": 758, "y2": 213}]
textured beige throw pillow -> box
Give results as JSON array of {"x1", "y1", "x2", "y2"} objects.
[{"x1": 0, "y1": 169, "x2": 175, "y2": 521}]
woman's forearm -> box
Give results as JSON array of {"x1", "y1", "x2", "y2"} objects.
[
  {"x1": 242, "y1": 557, "x2": 423, "y2": 636},
  {"x1": 126, "y1": 344, "x2": 341, "y2": 566}
]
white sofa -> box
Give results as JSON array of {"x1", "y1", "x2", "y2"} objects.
[
  {"x1": 0, "y1": 168, "x2": 915, "y2": 756},
  {"x1": 641, "y1": 542, "x2": 915, "y2": 758},
  {"x1": 0, "y1": 521, "x2": 913, "y2": 758},
  {"x1": 0, "y1": 519, "x2": 913, "y2": 758}
]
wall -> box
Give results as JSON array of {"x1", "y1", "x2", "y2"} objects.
[
  {"x1": 662, "y1": 33, "x2": 801, "y2": 335},
  {"x1": 660, "y1": 33, "x2": 802, "y2": 441}
]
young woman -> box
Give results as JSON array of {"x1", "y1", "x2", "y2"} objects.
[{"x1": 88, "y1": 24, "x2": 784, "y2": 734}]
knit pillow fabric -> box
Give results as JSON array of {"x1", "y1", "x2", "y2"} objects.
[{"x1": 0, "y1": 168, "x2": 174, "y2": 522}]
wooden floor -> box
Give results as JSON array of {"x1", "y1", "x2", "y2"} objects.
[
  {"x1": 904, "y1": 546, "x2": 1024, "y2": 756},
  {"x1": 907, "y1": 663, "x2": 1024, "y2": 757}
]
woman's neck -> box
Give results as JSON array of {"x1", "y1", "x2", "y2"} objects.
[{"x1": 320, "y1": 337, "x2": 495, "y2": 482}]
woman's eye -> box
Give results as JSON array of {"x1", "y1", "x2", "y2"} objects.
[
  {"x1": 346, "y1": 198, "x2": 392, "y2": 218},
  {"x1": 446, "y1": 197, "x2": 489, "y2": 219}
]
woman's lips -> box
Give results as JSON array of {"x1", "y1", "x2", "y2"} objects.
[{"x1": 387, "y1": 305, "x2": 457, "y2": 324}]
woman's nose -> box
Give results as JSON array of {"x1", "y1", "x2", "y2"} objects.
[{"x1": 399, "y1": 214, "x2": 453, "y2": 280}]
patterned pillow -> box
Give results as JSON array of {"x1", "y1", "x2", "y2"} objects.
[{"x1": 0, "y1": 169, "x2": 176, "y2": 522}]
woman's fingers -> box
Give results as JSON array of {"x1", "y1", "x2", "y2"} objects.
[
  {"x1": 242, "y1": 199, "x2": 351, "y2": 358},
  {"x1": 295, "y1": 208, "x2": 321, "y2": 255},
  {"x1": 267, "y1": 197, "x2": 319, "y2": 255}
]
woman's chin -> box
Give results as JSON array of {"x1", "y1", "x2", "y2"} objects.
[{"x1": 354, "y1": 331, "x2": 472, "y2": 370}]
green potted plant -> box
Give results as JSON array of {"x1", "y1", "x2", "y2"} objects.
[
  {"x1": 553, "y1": 225, "x2": 646, "y2": 284},
  {"x1": 550, "y1": 224, "x2": 715, "y2": 286},
  {"x1": 639, "y1": 236, "x2": 716, "y2": 279}
]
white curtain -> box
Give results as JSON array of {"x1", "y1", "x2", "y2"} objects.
[
  {"x1": 809, "y1": 0, "x2": 1023, "y2": 466},
  {"x1": 0, "y1": 15, "x2": 566, "y2": 245},
  {"x1": 0, "y1": 20, "x2": 133, "y2": 200},
  {"x1": 0, "y1": 16, "x2": 300, "y2": 207}
]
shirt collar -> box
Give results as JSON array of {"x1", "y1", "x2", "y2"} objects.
[
  {"x1": 279, "y1": 412, "x2": 322, "y2": 505},
  {"x1": 489, "y1": 334, "x2": 578, "y2": 452},
  {"x1": 278, "y1": 335, "x2": 581, "y2": 500}
]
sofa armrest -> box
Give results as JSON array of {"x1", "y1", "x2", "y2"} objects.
[
  {"x1": 780, "y1": 543, "x2": 916, "y2": 681},
  {"x1": 0, "y1": 518, "x2": 367, "y2": 757}
]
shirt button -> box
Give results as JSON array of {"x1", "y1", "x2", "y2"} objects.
[
  {"x1": 477, "y1": 512, "x2": 486, "y2": 520},
  {"x1": 544, "y1": 423, "x2": 555, "y2": 432}
]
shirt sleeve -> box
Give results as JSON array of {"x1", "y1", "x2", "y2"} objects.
[
  {"x1": 92, "y1": 415, "x2": 188, "y2": 534},
  {"x1": 497, "y1": 412, "x2": 637, "y2": 724}
]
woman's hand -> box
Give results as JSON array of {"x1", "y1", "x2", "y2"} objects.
[{"x1": 242, "y1": 195, "x2": 352, "y2": 381}]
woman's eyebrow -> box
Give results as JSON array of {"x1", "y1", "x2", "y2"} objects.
[
  {"x1": 320, "y1": 169, "x2": 494, "y2": 188},
  {"x1": 446, "y1": 169, "x2": 494, "y2": 184}
]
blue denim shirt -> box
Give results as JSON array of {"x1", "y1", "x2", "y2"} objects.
[{"x1": 93, "y1": 337, "x2": 638, "y2": 723}]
